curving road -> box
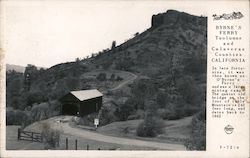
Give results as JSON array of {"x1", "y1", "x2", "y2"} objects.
[
  {"x1": 110, "y1": 71, "x2": 138, "y2": 91},
  {"x1": 55, "y1": 120, "x2": 186, "y2": 150}
]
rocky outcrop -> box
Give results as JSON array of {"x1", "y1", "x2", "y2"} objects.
[{"x1": 151, "y1": 10, "x2": 207, "y2": 28}]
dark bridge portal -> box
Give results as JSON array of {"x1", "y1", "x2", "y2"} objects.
[
  {"x1": 60, "y1": 89, "x2": 103, "y2": 117},
  {"x1": 62, "y1": 102, "x2": 79, "y2": 116}
]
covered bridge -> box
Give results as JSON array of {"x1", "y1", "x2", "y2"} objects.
[{"x1": 60, "y1": 89, "x2": 103, "y2": 117}]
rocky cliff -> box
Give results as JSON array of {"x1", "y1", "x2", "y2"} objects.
[{"x1": 151, "y1": 10, "x2": 206, "y2": 28}]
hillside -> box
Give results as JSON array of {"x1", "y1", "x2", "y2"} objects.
[
  {"x1": 91, "y1": 10, "x2": 206, "y2": 77},
  {"x1": 6, "y1": 10, "x2": 206, "y2": 150}
]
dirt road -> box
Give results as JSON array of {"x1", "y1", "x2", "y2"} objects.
[
  {"x1": 54, "y1": 119, "x2": 186, "y2": 150},
  {"x1": 110, "y1": 71, "x2": 137, "y2": 91},
  {"x1": 25, "y1": 116, "x2": 186, "y2": 150}
]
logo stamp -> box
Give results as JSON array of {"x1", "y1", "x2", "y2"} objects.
[
  {"x1": 224, "y1": 125, "x2": 234, "y2": 134},
  {"x1": 213, "y1": 12, "x2": 243, "y2": 20}
]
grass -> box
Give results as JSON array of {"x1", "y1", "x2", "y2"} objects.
[
  {"x1": 6, "y1": 125, "x2": 155, "y2": 150},
  {"x1": 97, "y1": 116, "x2": 193, "y2": 144},
  {"x1": 6, "y1": 115, "x2": 192, "y2": 150},
  {"x1": 6, "y1": 116, "x2": 158, "y2": 150},
  {"x1": 6, "y1": 126, "x2": 43, "y2": 150},
  {"x1": 58, "y1": 133, "x2": 156, "y2": 150}
]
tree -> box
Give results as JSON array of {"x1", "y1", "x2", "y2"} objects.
[
  {"x1": 110, "y1": 74, "x2": 115, "y2": 81},
  {"x1": 30, "y1": 102, "x2": 50, "y2": 122},
  {"x1": 115, "y1": 57, "x2": 134, "y2": 71},
  {"x1": 41, "y1": 122, "x2": 61, "y2": 149},
  {"x1": 65, "y1": 76, "x2": 80, "y2": 91},
  {"x1": 114, "y1": 100, "x2": 135, "y2": 121},
  {"x1": 111, "y1": 41, "x2": 116, "y2": 50},
  {"x1": 134, "y1": 32, "x2": 139, "y2": 37},
  {"x1": 25, "y1": 91, "x2": 48, "y2": 107},
  {"x1": 75, "y1": 57, "x2": 80, "y2": 62},
  {"x1": 101, "y1": 61, "x2": 112, "y2": 70},
  {"x1": 185, "y1": 107, "x2": 206, "y2": 150},
  {"x1": 99, "y1": 106, "x2": 116, "y2": 125},
  {"x1": 176, "y1": 76, "x2": 202, "y2": 107},
  {"x1": 131, "y1": 79, "x2": 157, "y2": 100},
  {"x1": 156, "y1": 91, "x2": 169, "y2": 108},
  {"x1": 136, "y1": 113, "x2": 164, "y2": 137},
  {"x1": 6, "y1": 109, "x2": 31, "y2": 127},
  {"x1": 24, "y1": 64, "x2": 38, "y2": 91}
]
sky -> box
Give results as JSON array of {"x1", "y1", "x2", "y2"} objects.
[{"x1": 2, "y1": 0, "x2": 208, "y2": 68}]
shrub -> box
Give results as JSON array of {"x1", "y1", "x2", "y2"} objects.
[
  {"x1": 6, "y1": 109, "x2": 31, "y2": 127},
  {"x1": 110, "y1": 74, "x2": 115, "y2": 81},
  {"x1": 49, "y1": 100, "x2": 61, "y2": 116},
  {"x1": 106, "y1": 90, "x2": 113, "y2": 96},
  {"x1": 131, "y1": 79, "x2": 157, "y2": 100},
  {"x1": 136, "y1": 114, "x2": 164, "y2": 137},
  {"x1": 156, "y1": 91, "x2": 168, "y2": 108},
  {"x1": 30, "y1": 102, "x2": 50, "y2": 122},
  {"x1": 115, "y1": 58, "x2": 134, "y2": 71},
  {"x1": 41, "y1": 122, "x2": 61, "y2": 149},
  {"x1": 156, "y1": 101, "x2": 183, "y2": 120},
  {"x1": 25, "y1": 91, "x2": 48, "y2": 107},
  {"x1": 156, "y1": 108, "x2": 169, "y2": 119},
  {"x1": 176, "y1": 76, "x2": 203, "y2": 107},
  {"x1": 78, "y1": 113, "x2": 98, "y2": 127},
  {"x1": 99, "y1": 107, "x2": 116, "y2": 126},
  {"x1": 6, "y1": 110, "x2": 15, "y2": 125},
  {"x1": 114, "y1": 100, "x2": 135, "y2": 121},
  {"x1": 116, "y1": 76, "x2": 123, "y2": 81},
  {"x1": 96, "y1": 73, "x2": 107, "y2": 81},
  {"x1": 101, "y1": 61, "x2": 112, "y2": 70}
]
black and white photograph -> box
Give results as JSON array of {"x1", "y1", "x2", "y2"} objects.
[{"x1": 4, "y1": 1, "x2": 207, "y2": 151}]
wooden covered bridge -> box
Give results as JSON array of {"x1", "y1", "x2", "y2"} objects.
[{"x1": 60, "y1": 89, "x2": 103, "y2": 117}]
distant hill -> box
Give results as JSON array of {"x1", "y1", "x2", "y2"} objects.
[
  {"x1": 6, "y1": 64, "x2": 47, "y2": 73},
  {"x1": 6, "y1": 64, "x2": 25, "y2": 73}
]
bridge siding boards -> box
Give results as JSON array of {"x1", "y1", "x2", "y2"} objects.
[{"x1": 60, "y1": 89, "x2": 103, "y2": 117}]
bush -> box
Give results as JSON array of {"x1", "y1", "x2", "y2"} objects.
[
  {"x1": 176, "y1": 76, "x2": 203, "y2": 107},
  {"x1": 78, "y1": 113, "x2": 98, "y2": 127},
  {"x1": 116, "y1": 76, "x2": 123, "y2": 81},
  {"x1": 110, "y1": 74, "x2": 115, "y2": 81},
  {"x1": 136, "y1": 114, "x2": 164, "y2": 137},
  {"x1": 6, "y1": 109, "x2": 15, "y2": 125},
  {"x1": 30, "y1": 102, "x2": 50, "y2": 122},
  {"x1": 48, "y1": 100, "x2": 61, "y2": 116},
  {"x1": 131, "y1": 79, "x2": 157, "y2": 101},
  {"x1": 99, "y1": 107, "x2": 116, "y2": 125},
  {"x1": 156, "y1": 91, "x2": 169, "y2": 108},
  {"x1": 157, "y1": 102, "x2": 183, "y2": 120},
  {"x1": 25, "y1": 91, "x2": 48, "y2": 107},
  {"x1": 115, "y1": 58, "x2": 134, "y2": 71},
  {"x1": 96, "y1": 73, "x2": 107, "y2": 81},
  {"x1": 41, "y1": 122, "x2": 61, "y2": 149},
  {"x1": 6, "y1": 109, "x2": 31, "y2": 127},
  {"x1": 101, "y1": 61, "x2": 112, "y2": 70},
  {"x1": 29, "y1": 101, "x2": 60, "y2": 124},
  {"x1": 114, "y1": 100, "x2": 136, "y2": 121}
]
